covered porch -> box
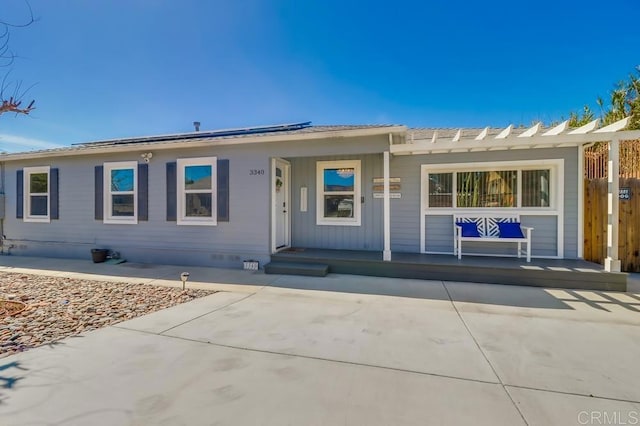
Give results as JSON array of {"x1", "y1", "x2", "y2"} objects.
[
  {"x1": 268, "y1": 248, "x2": 627, "y2": 291},
  {"x1": 388, "y1": 117, "x2": 640, "y2": 272}
]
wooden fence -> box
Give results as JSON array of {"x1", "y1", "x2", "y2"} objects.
[{"x1": 583, "y1": 141, "x2": 640, "y2": 272}]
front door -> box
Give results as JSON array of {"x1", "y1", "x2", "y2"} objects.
[{"x1": 273, "y1": 158, "x2": 290, "y2": 251}]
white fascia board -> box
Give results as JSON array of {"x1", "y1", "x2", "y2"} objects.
[
  {"x1": 0, "y1": 126, "x2": 407, "y2": 162},
  {"x1": 390, "y1": 129, "x2": 640, "y2": 155}
]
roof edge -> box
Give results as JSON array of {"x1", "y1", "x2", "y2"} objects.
[{"x1": 0, "y1": 125, "x2": 407, "y2": 162}]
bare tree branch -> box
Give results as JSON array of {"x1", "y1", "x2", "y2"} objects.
[
  {"x1": 0, "y1": 97, "x2": 35, "y2": 115},
  {"x1": 0, "y1": 1, "x2": 36, "y2": 117},
  {"x1": 0, "y1": 1, "x2": 34, "y2": 28}
]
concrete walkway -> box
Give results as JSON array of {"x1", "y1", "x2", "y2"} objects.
[{"x1": 1, "y1": 256, "x2": 640, "y2": 425}]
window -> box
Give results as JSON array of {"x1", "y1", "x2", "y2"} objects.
[
  {"x1": 177, "y1": 157, "x2": 217, "y2": 226},
  {"x1": 424, "y1": 163, "x2": 556, "y2": 209},
  {"x1": 24, "y1": 166, "x2": 50, "y2": 222},
  {"x1": 316, "y1": 160, "x2": 361, "y2": 226},
  {"x1": 104, "y1": 161, "x2": 137, "y2": 224},
  {"x1": 457, "y1": 170, "x2": 517, "y2": 208},
  {"x1": 522, "y1": 169, "x2": 550, "y2": 207},
  {"x1": 428, "y1": 172, "x2": 452, "y2": 207}
]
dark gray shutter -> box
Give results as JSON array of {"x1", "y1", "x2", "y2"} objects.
[
  {"x1": 16, "y1": 170, "x2": 23, "y2": 219},
  {"x1": 95, "y1": 166, "x2": 103, "y2": 220},
  {"x1": 166, "y1": 162, "x2": 177, "y2": 221},
  {"x1": 138, "y1": 163, "x2": 148, "y2": 221},
  {"x1": 50, "y1": 168, "x2": 59, "y2": 220},
  {"x1": 217, "y1": 159, "x2": 230, "y2": 222}
]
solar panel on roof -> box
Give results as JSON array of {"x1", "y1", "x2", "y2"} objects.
[{"x1": 72, "y1": 121, "x2": 312, "y2": 147}]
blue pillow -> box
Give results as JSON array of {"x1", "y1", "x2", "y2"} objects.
[
  {"x1": 498, "y1": 222, "x2": 525, "y2": 238},
  {"x1": 455, "y1": 222, "x2": 480, "y2": 237}
]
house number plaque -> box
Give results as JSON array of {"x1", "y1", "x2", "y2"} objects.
[{"x1": 619, "y1": 188, "x2": 631, "y2": 200}]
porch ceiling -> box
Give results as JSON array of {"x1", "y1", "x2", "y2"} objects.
[{"x1": 393, "y1": 117, "x2": 640, "y2": 155}]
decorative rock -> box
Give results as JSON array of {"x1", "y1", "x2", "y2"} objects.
[{"x1": 0, "y1": 271, "x2": 214, "y2": 358}]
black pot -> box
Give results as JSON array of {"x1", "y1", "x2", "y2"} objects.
[{"x1": 91, "y1": 249, "x2": 109, "y2": 263}]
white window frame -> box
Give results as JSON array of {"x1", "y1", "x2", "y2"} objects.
[
  {"x1": 316, "y1": 160, "x2": 361, "y2": 226},
  {"x1": 103, "y1": 161, "x2": 138, "y2": 225},
  {"x1": 177, "y1": 156, "x2": 217, "y2": 226},
  {"x1": 421, "y1": 159, "x2": 563, "y2": 213},
  {"x1": 23, "y1": 166, "x2": 50, "y2": 223},
  {"x1": 420, "y1": 159, "x2": 565, "y2": 258}
]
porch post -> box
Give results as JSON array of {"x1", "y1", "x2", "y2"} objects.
[
  {"x1": 604, "y1": 136, "x2": 621, "y2": 272},
  {"x1": 383, "y1": 150, "x2": 391, "y2": 261}
]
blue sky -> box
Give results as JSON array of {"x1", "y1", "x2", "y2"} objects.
[{"x1": 0, "y1": 0, "x2": 638, "y2": 152}]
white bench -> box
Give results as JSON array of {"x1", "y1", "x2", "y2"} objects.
[{"x1": 453, "y1": 214, "x2": 534, "y2": 262}]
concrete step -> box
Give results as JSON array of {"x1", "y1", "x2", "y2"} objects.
[{"x1": 264, "y1": 262, "x2": 329, "y2": 277}]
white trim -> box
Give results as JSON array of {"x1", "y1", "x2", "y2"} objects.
[
  {"x1": 577, "y1": 144, "x2": 585, "y2": 258},
  {"x1": 103, "y1": 161, "x2": 138, "y2": 225},
  {"x1": 420, "y1": 158, "x2": 563, "y2": 173},
  {"x1": 176, "y1": 157, "x2": 217, "y2": 226},
  {"x1": 391, "y1": 128, "x2": 640, "y2": 156},
  {"x1": 271, "y1": 158, "x2": 277, "y2": 253},
  {"x1": 23, "y1": 166, "x2": 50, "y2": 223},
  {"x1": 420, "y1": 165, "x2": 426, "y2": 253},
  {"x1": 604, "y1": 137, "x2": 621, "y2": 272},
  {"x1": 383, "y1": 150, "x2": 391, "y2": 261},
  {"x1": 556, "y1": 160, "x2": 565, "y2": 258},
  {"x1": 316, "y1": 160, "x2": 361, "y2": 226},
  {"x1": 271, "y1": 158, "x2": 291, "y2": 253}
]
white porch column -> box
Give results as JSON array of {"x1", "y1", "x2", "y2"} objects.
[
  {"x1": 604, "y1": 136, "x2": 621, "y2": 272},
  {"x1": 383, "y1": 150, "x2": 391, "y2": 261}
]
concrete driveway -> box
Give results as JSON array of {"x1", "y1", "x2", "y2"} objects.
[{"x1": 1, "y1": 268, "x2": 640, "y2": 425}]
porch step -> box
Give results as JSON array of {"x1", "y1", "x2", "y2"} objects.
[{"x1": 264, "y1": 261, "x2": 329, "y2": 277}]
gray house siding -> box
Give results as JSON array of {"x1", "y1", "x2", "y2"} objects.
[
  {"x1": 289, "y1": 154, "x2": 383, "y2": 250},
  {"x1": 4, "y1": 149, "x2": 271, "y2": 267},
  {"x1": 424, "y1": 216, "x2": 452, "y2": 253},
  {"x1": 2, "y1": 134, "x2": 390, "y2": 267},
  {"x1": 390, "y1": 147, "x2": 579, "y2": 259},
  {"x1": 2, "y1": 131, "x2": 581, "y2": 267},
  {"x1": 388, "y1": 154, "x2": 421, "y2": 253}
]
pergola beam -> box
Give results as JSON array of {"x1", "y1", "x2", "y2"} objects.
[
  {"x1": 518, "y1": 122, "x2": 541, "y2": 138},
  {"x1": 390, "y1": 128, "x2": 640, "y2": 155},
  {"x1": 495, "y1": 125, "x2": 513, "y2": 139},
  {"x1": 542, "y1": 120, "x2": 569, "y2": 136},
  {"x1": 568, "y1": 119, "x2": 599, "y2": 134},
  {"x1": 594, "y1": 117, "x2": 631, "y2": 133},
  {"x1": 475, "y1": 127, "x2": 489, "y2": 140}
]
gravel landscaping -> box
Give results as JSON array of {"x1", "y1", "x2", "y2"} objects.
[{"x1": 0, "y1": 272, "x2": 215, "y2": 358}]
